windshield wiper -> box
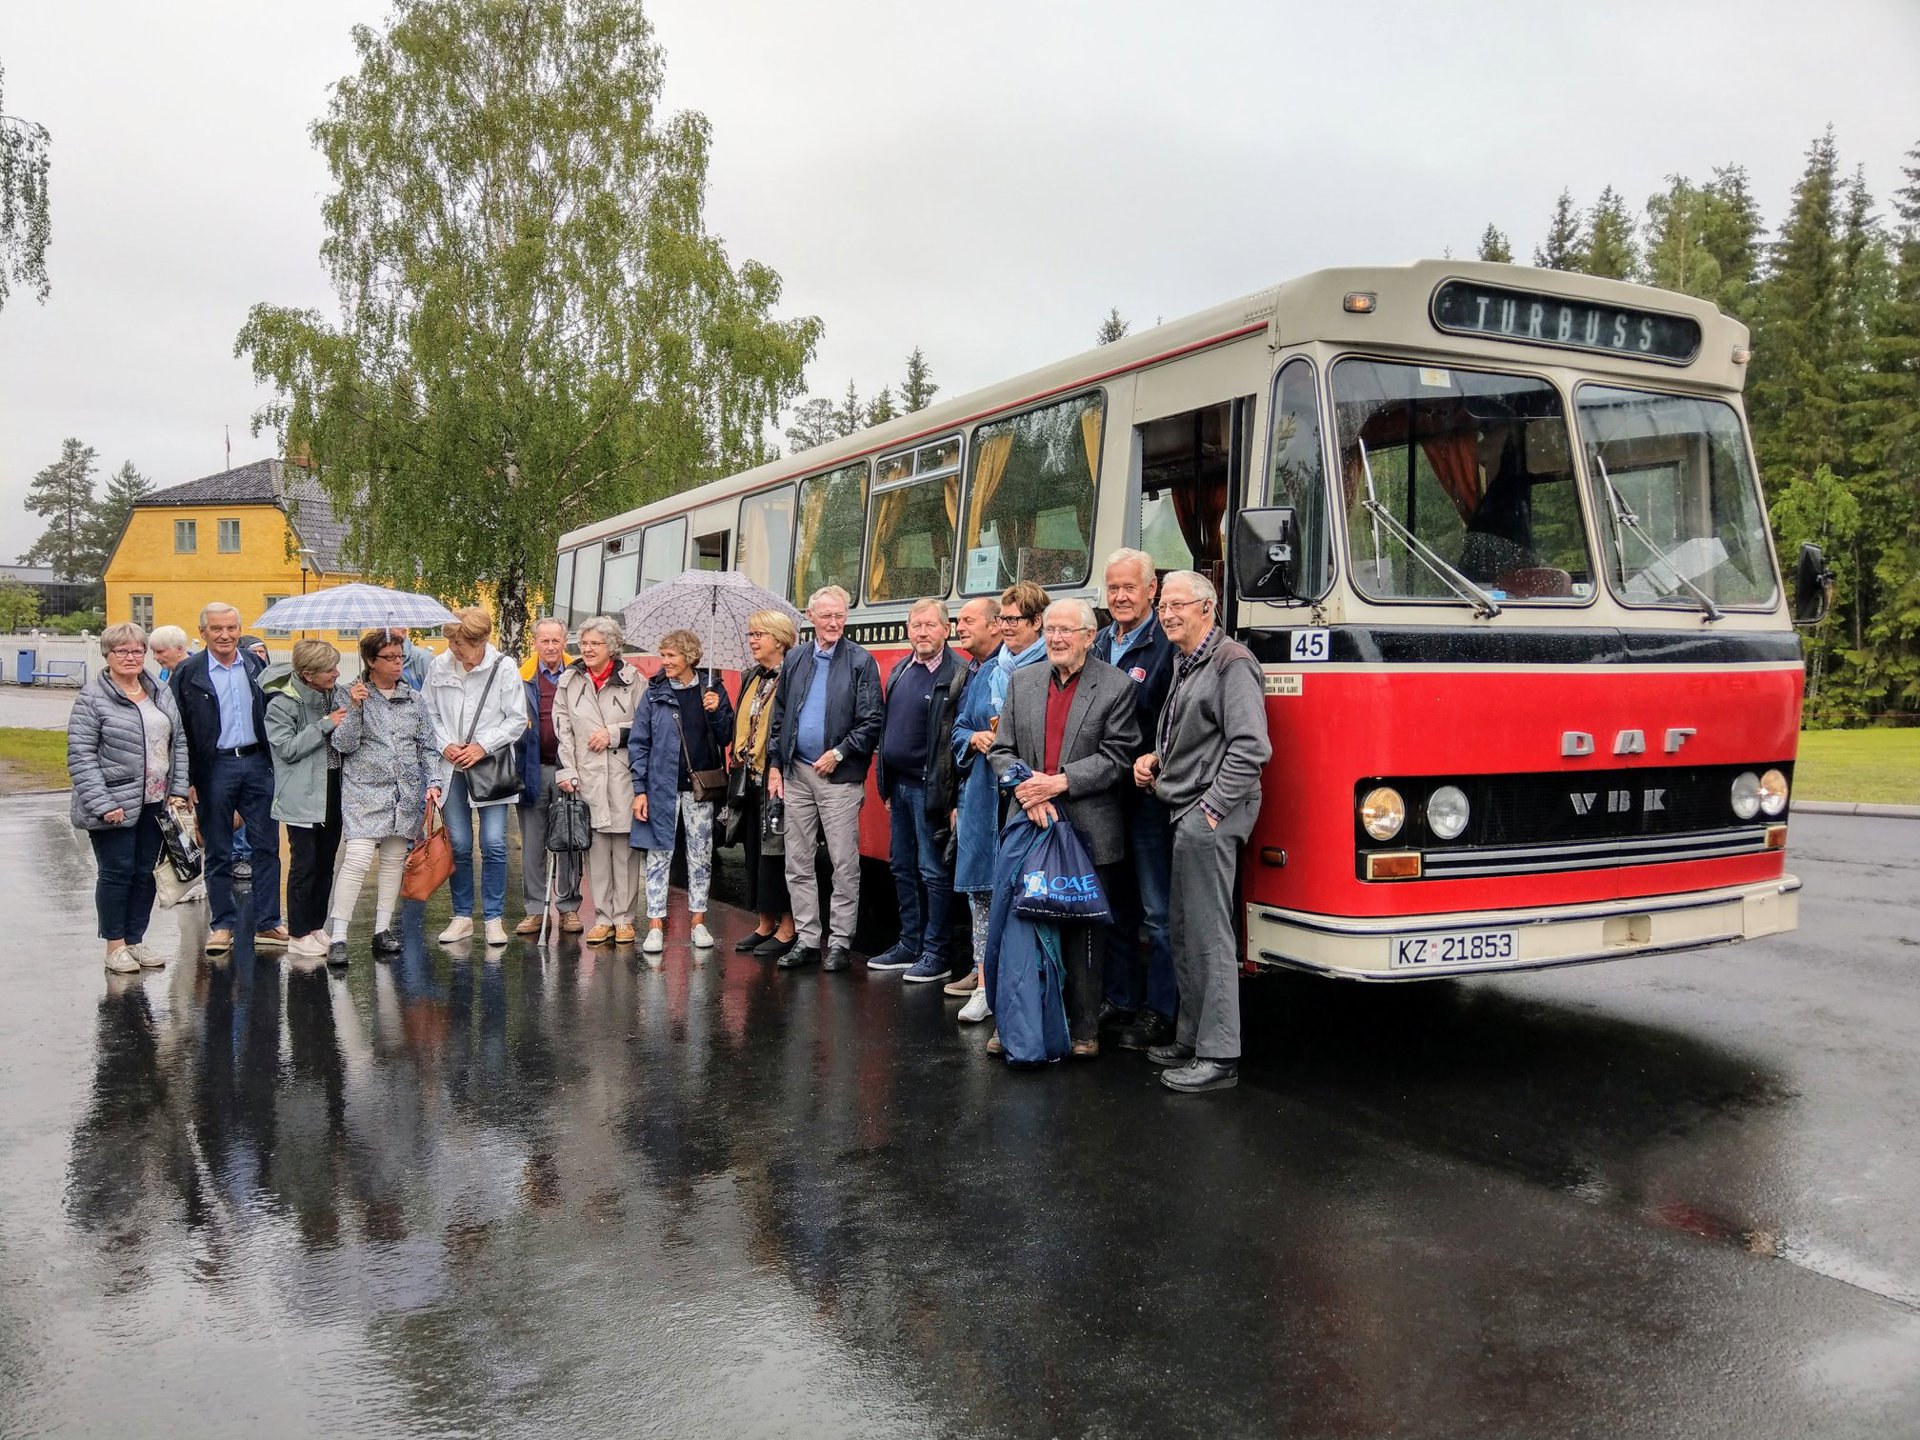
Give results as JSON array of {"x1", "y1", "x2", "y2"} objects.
[
  {"x1": 1589, "y1": 447, "x2": 1723, "y2": 622},
  {"x1": 1357, "y1": 439, "x2": 1502, "y2": 618}
]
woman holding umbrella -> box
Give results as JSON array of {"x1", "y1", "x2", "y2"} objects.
[
  {"x1": 553, "y1": 616, "x2": 643, "y2": 946},
  {"x1": 730, "y1": 609, "x2": 798, "y2": 955},
  {"x1": 628, "y1": 629, "x2": 734, "y2": 954}
]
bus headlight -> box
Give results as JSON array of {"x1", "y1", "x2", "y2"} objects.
[
  {"x1": 1730, "y1": 771, "x2": 1762, "y2": 820},
  {"x1": 1759, "y1": 768, "x2": 1789, "y2": 816},
  {"x1": 1361, "y1": 786, "x2": 1406, "y2": 841},
  {"x1": 1427, "y1": 785, "x2": 1470, "y2": 840}
]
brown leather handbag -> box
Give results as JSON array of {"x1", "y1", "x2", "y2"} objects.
[{"x1": 401, "y1": 797, "x2": 455, "y2": 902}]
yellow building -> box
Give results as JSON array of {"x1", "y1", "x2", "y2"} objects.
[{"x1": 103, "y1": 458, "x2": 366, "y2": 643}]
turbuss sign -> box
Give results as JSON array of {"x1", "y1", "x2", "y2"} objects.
[{"x1": 1431, "y1": 278, "x2": 1703, "y2": 364}]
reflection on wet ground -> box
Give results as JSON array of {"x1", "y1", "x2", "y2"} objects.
[{"x1": 2, "y1": 796, "x2": 1916, "y2": 1438}]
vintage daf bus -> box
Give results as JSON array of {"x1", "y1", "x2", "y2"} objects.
[{"x1": 552, "y1": 259, "x2": 1824, "y2": 980}]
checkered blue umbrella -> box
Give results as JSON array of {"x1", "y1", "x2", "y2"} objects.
[
  {"x1": 252, "y1": 583, "x2": 459, "y2": 634},
  {"x1": 619, "y1": 569, "x2": 801, "y2": 673}
]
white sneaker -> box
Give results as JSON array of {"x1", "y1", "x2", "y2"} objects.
[
  {"x1": 642, "y1": 927, "x2": 665, "y2": 954},
  {"x1": 690, "y1": 923, "x2": 714, "y2": 949},
  {"x1": 130, "y1": 942, "x2": 166, "y2": 969},
  {"x1": 958, "y1": 989, "x2": 992, "y2": 1024},
  {"x1": 484, "y1": 918, "x2": 509, "y2": 946},
  {"x1": 287, "y1": 933, "x2": 326, "y2": 958},
  {"x1": 438, "y1": 916, "x2": 474, "y2": 943},
  {"x1": 104, "y1": 946, "x2": 140, "y2": 975}
]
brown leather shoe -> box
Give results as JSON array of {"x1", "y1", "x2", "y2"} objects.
[
  {"x1": 515, "y1": 914, "x2": 543, "y2": 935},
  {"x1": 560, "y1": 911, "x2": 584, "y2": 933},
  {"x1": 583, "y1": 923, "x2": 614, "y2": 945},
  {"x1": 942, "y1": 969, "x2": 979, "y2": 996},
  {"x1": 254, "y1": 926, "x2": 290, "y2": 949},
  {"x1": 205, "y1": 929, "x2": 233, "y2": 956},
  {"x1": 985, "y1": 1032, "x2": 1003, "y2": 1057},
  {"x1": 1071, "y1": 1037, "x2": 1100, "y2": 1060},
  {"x1": 613, "y1": 923, "x2": 637, "y2": 945}
]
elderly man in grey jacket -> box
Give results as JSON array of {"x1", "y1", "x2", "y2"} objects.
[
  {"x1": 988, "y1": 597, "x2": 1140, "y2": 1057},
  {"x1": 1132, "y1": 571, "x2": 1271, "y2": 1093}
]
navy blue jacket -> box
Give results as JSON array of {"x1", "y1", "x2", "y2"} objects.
[
  {"x1": 168, "y1": 645, "x2": 268, "y2": 793},
  {"x1": 766, "y1": 637, "x2": 884, "y2": 785},
  {"x1": 1092, "y1": 614, "x2": 1175, "y2": 761},
  {"x1": 875, "y1": 648, "x2": 965, "y2": 816}
]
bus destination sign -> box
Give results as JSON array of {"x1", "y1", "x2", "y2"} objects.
[{"x1": 1431, "y1": 279, "x2": 1702, "y2": 364}]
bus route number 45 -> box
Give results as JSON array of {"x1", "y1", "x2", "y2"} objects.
[{"x1": 1289, "y1": 630, "x2": 1329, "y2": 662}]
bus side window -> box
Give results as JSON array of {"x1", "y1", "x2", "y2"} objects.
[
  {"x1": 570, "y1": 542, "x2": 603, "y2": 630},
  {"x1": 641, "y1": 516, "x2": 687, "y2": 591},
  {"x1": 739, "y1": 485, "x2": 795, "y2": 598},
  {"x1": 962, "y1": 391, "x2": 1104, "y2": 593},
  {"x1": 1267, "y1": 358, "x2": 1333, "y2": 599},
  {"x1": 792, "y1": 461, "x2": 869, "y2": 605},
  {"x1": 551, "y1": 549, "x2": 576, "y2": 630},
  {"x1": 868, "y1": 435, "x2": 962, "y2": 604},
  {"x1": 600, "y1": 531, "x2": 641, "y2": 616}
]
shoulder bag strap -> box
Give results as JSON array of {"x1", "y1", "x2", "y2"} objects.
[{"x1": 463, "y1": 658, "x2": 504, "y2": 747}]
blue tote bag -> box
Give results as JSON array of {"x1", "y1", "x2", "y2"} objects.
[{"x1": 1011, "y1": 816, "x2": 1110, "y2": 925}]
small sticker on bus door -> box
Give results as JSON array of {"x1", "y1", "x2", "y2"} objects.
[
  {"x1": 1288, "y1": 630, "x2": 1330, "y2": 662},
  {"x1": 1418, "y1": 367, "x2": 1451, "y2": 388},
  {"x1": 1264, "y1": 673, "x2": 1303, "y2": 697}
]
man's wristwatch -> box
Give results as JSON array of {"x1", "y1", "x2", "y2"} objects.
[{"x1": 828, "y1": 748, "x2": 843, "y2": 765}]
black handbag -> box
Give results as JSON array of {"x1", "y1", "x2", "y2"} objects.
[
  {"x1": 461, "y1": 658, "x2": 522, "y2": 803},
  {"x1": 716, "y1": 762, "x2": 752, "y2": 847},
  {"x1": 545, "y1": 786, "x2": 594, "y2": 853},
  {"x1": 157, "y1": 803, "x2": 203, "y2": 882},
  {"x1": 670, "y1": 695, "x2": 729, "y2": 806}
]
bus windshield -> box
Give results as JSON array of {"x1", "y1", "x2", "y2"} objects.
[
  {"x1": 1334, "y1": 358, "x2": 1593, "y2": 605},
  {"x1": 1574, "y1": 385, "x2": 1778, "y2": 612}
]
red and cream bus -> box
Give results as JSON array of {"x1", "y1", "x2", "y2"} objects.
[{"x1": 553, "y1": 259, "x2": 1823, "y2": 980}]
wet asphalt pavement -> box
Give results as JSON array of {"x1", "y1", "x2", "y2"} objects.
[{"x1": 1, "y1": 795, "x2": 1916, "y2": 1440}]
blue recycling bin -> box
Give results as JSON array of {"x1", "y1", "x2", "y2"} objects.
[{"x1": 15, "y1": 648, "x2": 35, "y2": 685}]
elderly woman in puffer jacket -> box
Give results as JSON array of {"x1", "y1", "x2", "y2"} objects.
[
  {"x1": 264, "y1": 639, "x2": 350, "y2": 964},
  {"x1": 553, "y1": 615, "x2": 643, "y2": 946},
  {"x1": 67, "y1": 622, "x2": 191, "y2": 975}
]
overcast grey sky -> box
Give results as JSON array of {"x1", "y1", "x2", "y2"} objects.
[{"x1": 2, "y1": 0, "x2": 1915, "y2": 543}]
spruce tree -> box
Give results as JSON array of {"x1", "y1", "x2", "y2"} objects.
[
  {"x1": 1583, "y1": 186, "x2": 1638, "y2": 279},
  {"x1": 865, "y1": 386, "x2": 896, "y2": 428},
  {"x1": 1533, "y1": 190, "x2": 1586, "y2": 270},
  {"x1": 1750, "y1": 129, "x2": 1843, "y2": 486},
  {"x1": 20, "y1": 438, "x2": 101, "y2": 579},
  {"x1": 1643, "y1": 176, "x2": 1720, "y2": 297},
  {"x1": 85, "y1": 460, "x2": 155, "y2": 563},
  {"x1": 900, "y1": 348, "x2": 937, "y2": 412},
  {"x1": 1476, "y1": 224, "x2": 1513, "y2": 263},
  {"x1": 834, "y1": 380, "x2": 864, "y2": 437},
  {"x1": 784, "y1": 397, "x2": 840, "y2": 453},
  {"x1": 1095, "y1": 308, "x2": 1130, "y2": 345},
  {"x1": 1704, "y1": 165, "x2": 1764, "y2": 320}
]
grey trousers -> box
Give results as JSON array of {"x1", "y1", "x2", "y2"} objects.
[
  {"x1": 520, "y1": 765, "x2": 582, "y2": 912},
  {"x1": 1169, "y1": 800, "x2": 1257, "y2": 1061},
  {"x1": 783, "y1": 762, "x2": 864, "y2": 949},
  {"x1": 586, "y1": 829, "x2": 641, "y2": 927}
]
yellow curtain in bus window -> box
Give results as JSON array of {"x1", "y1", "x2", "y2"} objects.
[
  {"x1": 793, "y1": 478, "x2": 831, "y2": 595},
  {"x1": 968, "y1": 432, "x2": 1015, "y2": 550},
  {"x1": 868, "y1": 488, "x2": 910, "y2": 599}
]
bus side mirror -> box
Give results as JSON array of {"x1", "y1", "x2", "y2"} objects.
[
  {"x1": 1233, "y1": 507, "x2": 1300, "y2": 601},
  {"x1": 1793, "y1": 542, "x2": 1833, "y2": 627}
]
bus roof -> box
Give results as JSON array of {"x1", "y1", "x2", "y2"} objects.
[{"x1": 559, "y1": 258, "x2": 1747, "y2": 549}]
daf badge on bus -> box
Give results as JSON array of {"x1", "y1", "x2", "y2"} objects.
[{"x1": 1431, "y1": 279, "x2": 1703, "y2": 364}]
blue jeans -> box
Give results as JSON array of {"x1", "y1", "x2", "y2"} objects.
[
  {"x1": 200, "y1": 749, "x2": 281, "y2": 933},
  {"x1": 1105, "y1": 798, "x2": 1176, "y2": 1020},
  {"x1": 88, "y1": 803, "x2": 165, "y2": 942},
  {"x1": 443, "y1": 773, "x2": 509, "y2": 920},
  {"x1": 888, "y1": 779, "x2": 953, "y2": 957}
]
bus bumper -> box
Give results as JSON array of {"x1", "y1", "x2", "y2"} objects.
[{"x1": 1248, "y1": 874, "x2": 1801, "y2": 981}]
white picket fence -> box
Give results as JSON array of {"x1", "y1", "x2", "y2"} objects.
[{"x1": 0, "y1": 632, "x2": 368, "y2": 687}]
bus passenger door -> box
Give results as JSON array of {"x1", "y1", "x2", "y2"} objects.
[{"x1": 1128, "y1": 366, "x2": 1257, "y2": 603}]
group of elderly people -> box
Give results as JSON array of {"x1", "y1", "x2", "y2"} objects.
[{"x1": 69, "y1": 553, "x2": 1268, "y2": 1094}]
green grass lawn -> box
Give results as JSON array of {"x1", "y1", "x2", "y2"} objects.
[
  {"x1": 0, "y1": 727, "x2": 71, "y2": 790},
  {"x1": 1794, "y1": 728, "x2": 1920, "y2": 806}
]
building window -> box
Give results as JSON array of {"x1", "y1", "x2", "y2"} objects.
[
  {"x1": 130, "y1": 595, "x2": 154, "y2": 629},
  {"x1": 175, "y1": 519, "x2": 197, "y2": 553},
  {"x1": 261, "y1": 594, "x2": 291, "y2": 638},
  {"x1": 218, "y1": 518, "x2": 242, "y2": 553}
]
